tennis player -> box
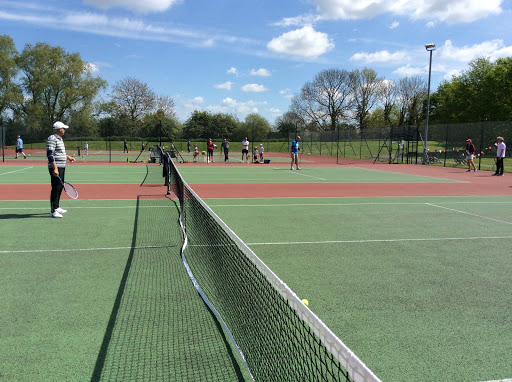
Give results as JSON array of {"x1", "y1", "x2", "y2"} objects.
[
  {"x1": 47, "y1": 121, "x2": 75, "y2": 218},
  {"x1": 15, "y1": 135, "x2": 27, "y2": 159},
  {"x1": 207, "y1": 138, "x2": 214, "y2": 163},
  {"x1": 494, "y1": 136, "x2": 506, "y2": 176},
  {"x1": 291, "y1": 135, "x2": 301, "y2": 170},
  {"x1": 465, "y1": 139, "x2": 476, "y2": 172},
  {"x1": 242, "y1": 137, "x2": 249, "y2": 163}
]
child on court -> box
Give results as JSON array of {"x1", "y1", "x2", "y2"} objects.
[
  {"x1": 193, "y1": 145, "x2": 199, "y2": 163},
  {"x1": 253, "y1": 147, "x2": 259, "y2": 163},
  {"x1": 259, "y1": 144, "x2": 264, "y2": 162}
]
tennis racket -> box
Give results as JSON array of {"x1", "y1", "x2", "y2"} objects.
[{"x1": 57, "y1": 175, "x2": 78, "y2": 199}]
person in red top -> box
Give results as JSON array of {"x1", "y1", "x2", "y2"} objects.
[
  {"x1": 465, "y1": 138, "x2": 476, "y2": 172},
  {"x1": 207, "y1": 138, "x2": 214, "y2": 163}
]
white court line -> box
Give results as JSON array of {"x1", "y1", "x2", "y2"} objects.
[
  {"x1": 0, "y1": 205, "x2": 172, "y2": 210},
  {"x1": 0, "y1": 166, "x2": 34, "y2": 176},
  {"x1": 245, "y1": 236, "x2": 512, "y2": 246},
  {"x1": 0, "y1": 244, "x2": 176, "y2": 254},
  {"x1": 426, "y1": 203, "x2": 512, "y2": 225},
  {"x1": 274, "y1": 167, "x2": 327, "y2": 181},
  {"x1": 208, "y1": 201, "x2": 512, "y2": 208}
]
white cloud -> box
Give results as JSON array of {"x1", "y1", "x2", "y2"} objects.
[
  {"x1": 214, "y1": 81, "x2": 233, "y2": 90},
  {"x1": 86, "y1": 63, "x2": 99, "y2": 73},
  {"x1": 269, "y1": 108, "x2": 281, "y2": 113},
  {"x1": 393, "y1": 65, "x2": 425, "y2": 77},
  {"x1": 312, "y1": 0, "x2": 502, "y2": 23},
  {"x1": 207, "y1": 98, "x2": 267, "y2": 115},
  {"x1": 438, "y1": 39, "x2": 512, "y2": 62},
  {"x1": 227, "y1": 67, "x2": 238, "y2": 76},
  {"x1": 426, "y1": 21, "x2": 436, "y2": 28},
  {"x1": 250, "y1": 68, "x2": 272, "y2": 77},
  {"x1": 272, "y1": 14, "x2": 322, "y2": 27},
  {"x1": 83, "y1": 0, "x2": 181, "y2": 14},
  {"x1": 390, "y1": 21, "x2": 399, "y2": 29},
  {"x1": 183, "y1": 96, "x2": 204, "y2": 109},
  {"x1": 267, "y1": 26, "x2": 334, "y2": 57},
  {"x1": 241, "y1": 84, "x2": 268, "y2": 92},
  {"x1": 350, "y1": 50, "x2": 406, "y2": 63}
]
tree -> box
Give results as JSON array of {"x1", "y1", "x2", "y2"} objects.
[
  {"x1": 154, "y1": 95, "x2": 177, "y2": 120},
  {"x1": 0, "y1": 35, "x2": 21, "y2": 118},
  {"x1": 351, "y1": 68, "x2": 384, "y2": 129},
  {"x1": 290, "y1": 68, "x2": 354, "y2": 131},
  {"x1": 395, "y1": 76, "x2": 427, "y2": 126},
  {"x1": 431, "y1": 56, "x2": 512, "y2": 123},
  {"x1": 16, "y1": 42, "x2": 106, "y2": 134},
  {"x1": 241, "y1": 113, "x2": 271, "y2": 142},
  {"x1": 275, "y1": 112, "x2": 300, "y2": 137},
  {"x1": 110, "y1": 77, "x2": 156, "y2": 122},
  {"x1": 381, "y1": 80, "x2": 398, "y2": 126}
]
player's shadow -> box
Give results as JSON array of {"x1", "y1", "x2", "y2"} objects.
[{"x1": 0, "y1": 213, "x2": 48, "y2": 219}]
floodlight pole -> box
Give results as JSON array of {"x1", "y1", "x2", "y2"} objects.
[{"x1": 424, "y1": 43, "x2": 435, "y2": 164}]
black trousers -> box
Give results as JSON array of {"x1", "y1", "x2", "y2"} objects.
[
  {"x1": 224, "y1": 149, "x2": 229, "y2": 161},
  {"x1": 496, "y1": 157, "x2": 504, "y2": 175},
  {"x1": 49, "y1": 167, "x2": 65, "y2": 212}
]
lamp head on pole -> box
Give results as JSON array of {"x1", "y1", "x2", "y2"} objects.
[{"x1": 425, "y1": 43, "x2": 436, "y2": 51}]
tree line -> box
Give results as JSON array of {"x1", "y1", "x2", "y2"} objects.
[{"x1": 1, "y1": 33, "x2": 511, "y2": 145}]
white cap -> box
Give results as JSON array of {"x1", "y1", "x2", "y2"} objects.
[{"x1": 53, "y1": 121, "x2": 69, "y2": 129}]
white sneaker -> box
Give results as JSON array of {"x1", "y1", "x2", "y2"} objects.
[
  {"x1": 297, "y1": 167, "x2": 301, "y2": 170},
  {"x1": 51, "y1": 211, "x2": 63, "y2": 218},
  {"x1": 55, "y1": 208, "x2": 67, "y2": 214}
]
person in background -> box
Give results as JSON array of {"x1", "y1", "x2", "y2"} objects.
[
  {"x1": 47, "y1": 121, "x2": 75, "y2": 218},
  {"x1": 123, "y1": 138, "x2": 129, "y2": 153},
  {"x1": 241, "y1": 137, "x2": 249, "y2": 163},
  {"x1": 207, "y1": 138, "x2": 214, "y2": 163},
  {"x1": 253, "y1": 147, "x2": 259, "y2": 163},
  {"x1": 259, "y1": 144, "x2": 264, "y2": 162},
  {"x1": 193, "y1": 144, "x2": 199, "y2": 163},
  {"x1": 290, "y1": 135, "x2": 301, "y2": 170},
  {"x1": 187, "y1": 140, "x2": 191, "y2": 152},
  {"x1": 15, "y1": 135, "x2": 27, "y2": 159},
  {"x1": 84, "y1": 141, "x2": 89, "y2": 155},
  {"x1": 493, "y1": 136, "x2": 506, "y2": 176},
  {"x1": 221, "y1": 138, "x2": 230, "y2": 162},
  {"x1": 141, "y1": 141, "x2": 145, "y2": 151},
  {"x1": 465, "y1": 139, "x2": 476, "y2": 172}
]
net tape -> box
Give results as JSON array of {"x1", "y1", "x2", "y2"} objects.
[{"x1": 162, "y1": 150, "x2": 381, "y2": 382}]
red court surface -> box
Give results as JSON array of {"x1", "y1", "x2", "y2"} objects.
[{"x1": 1, "y1": 160, "x2": 510, "y2": 200}]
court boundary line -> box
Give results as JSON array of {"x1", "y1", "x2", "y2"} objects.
[
  {"x1": 0, "y1": 166, "x2": 34, "y2": 176},
  {"x1": 425, "y1": 203, "x2": 512, "y2": 225},
  {"x1": 206, "y1": 201, "x2": 512, "y2": 207},
  {"x1": 0, "y1": 244, "x2": 177, "y2": 255},
  {"x1": 244, "y1": 235, "x2": 512, "y2": 246}
]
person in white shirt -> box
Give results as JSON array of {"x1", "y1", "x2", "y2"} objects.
[
  {"x1": 494, "y1": 136, "x2": 506, "y2": 176},
  {"x1": 241, "y1": 137, "x2": 249, "y2": 163}
]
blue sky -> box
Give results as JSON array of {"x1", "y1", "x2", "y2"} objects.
[{"x1": 1, "y1": 0, "x2": 511, "y2": 125}]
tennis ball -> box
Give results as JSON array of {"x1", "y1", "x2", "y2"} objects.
[
  {"x1": 301, "y1": 299, "x2": 309, "y2": 306},
  {"x1": 308, "y1": 153, "x2": 311, "y2": 155}
]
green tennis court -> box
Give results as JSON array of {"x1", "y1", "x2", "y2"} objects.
[
  {"x1": 202, "y1": 195, "x2": 512, "y2": 381},
  {"x1": 1, "y1": 159, "x2": 511, "y2": 382}
]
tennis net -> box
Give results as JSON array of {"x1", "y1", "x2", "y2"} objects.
[{"x1": 162, "y1": 150, "x2": 381, "y2": 382}]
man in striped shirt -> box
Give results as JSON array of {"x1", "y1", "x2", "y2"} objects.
[{"x1": 47, "y1": 121, "x2": 75, "y2": 218}]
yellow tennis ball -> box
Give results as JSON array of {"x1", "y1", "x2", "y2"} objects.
[{"x1": 301, "y1": 299, "x2": 309, "y2": 306}]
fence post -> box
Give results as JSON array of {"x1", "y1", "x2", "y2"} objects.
[
  {"x1": 444, "y1": 124, "x2": 448, "y2": 167},
  {"x1": 478, "y1": 121, "x2": 484, "y2": 170}
]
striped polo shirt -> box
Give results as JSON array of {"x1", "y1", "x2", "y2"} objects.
[{"x1": 46, "y1": 133, "x2": 67, "y2": 168}]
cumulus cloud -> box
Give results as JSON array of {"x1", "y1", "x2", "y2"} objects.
[
  {"x1": 393, "y1": 65, "x2": 425, "y2": 77},
  {"x1": 83, "y1": 0, "x2": 180, "y2": 14},
  {"x1": 438, "y1": 39, "x2": 512, "y2": 62},
  {"x1": 250, "y1": 68, "x2": 272, "y2": 76},
  {"x1": 312, "y1": 0, "x2": 502, "y2": 23},
  {"x1": 208, "y1": 98, "x2": 267, "y2": 115},
  {"x1": 267, "y1": 26, "x2": 334, "y2": 57},
  {"x1": 241, "y1": 84, "x2": 268, "y2": 92},
  {"x1": 227, "y1": 67, "x2": 238, "y2": 76},
  {"x1": 214, "y1": 81, "x2": 233, "y2": 90},
  {"x1": 350, "y1": 50, "x2": 407, "y2": 63},
  {"x1": 183, "y1": 96, "x2": 204, "y2": 109},
  {"x1": 86, "y1": 62, "x2": 99, "y2": 73},
  {"x1": 271, "y1": 14, "x2": 322, "y2": 27},
  {"x1": 390, "y1": 21, "x2": 399, "y2": 29}
]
